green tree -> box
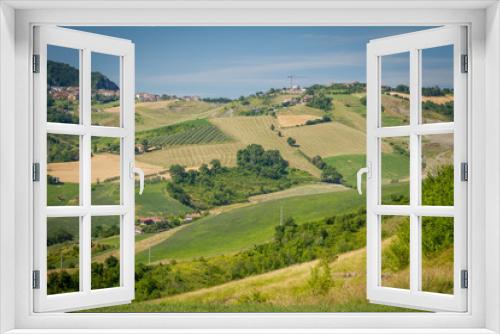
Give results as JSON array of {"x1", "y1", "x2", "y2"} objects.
[
  {"x1": 308, "y1": 258, "x2": 333, "y2": 295},
  {"x1": 320, "y1": 166, "x2": 343, "y2": 184},
  {"x1": 169, "y1": 164, "x2": 187, "y2": 184},
  {"x1": 306, "y1": 93, "x2": 332, "y2": 111},
  {"x1": 236, "y1": 144, "x2": 289, "y2": 179},
  {"x1": 287, "y1": 137, "x2": 297, "y2": 147},
  {"x1": 141, "y1": 138, "x2": 149, "y2": 152}
]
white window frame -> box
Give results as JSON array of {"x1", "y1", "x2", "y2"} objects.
[
  {"x1": 0, "y1": 1, "x2": 499, "y2": 333},
  {"x1": 365, "y1": 26, "x2": 468, "y2": 312},
  {"x1": 32, "y1": 26, "x2": 136, "y2": 312}
]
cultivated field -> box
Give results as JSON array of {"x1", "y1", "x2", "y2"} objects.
[
  {"x1": 134, "y1": 100, "x2": 223, "y2": 131},
  {"x1": 282, "y1": 122, "x2": 366, "y2": 158},
  {"x1": 136, "y1": 142, "x2": 245, "y2": 169},
  {"x1": 279, "y1": 104, "x2": 325, "y2": 117},
  {"x1": 210, "y1": 116, "x2": 321, "y2": 177},
  {"x1": 48, "y1": 153, "x2": 163, "y2": 183},
  {"x1": 389, "y1": 92, "x2": 454, "y2": 104},
  {"x1": 135, "y1": 188, "x2": 372, "y2": 263},
  {"x1": 277, "y1": 114, "x2": 320, "y2": 128}
]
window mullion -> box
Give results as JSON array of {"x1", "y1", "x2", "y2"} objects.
[
  {"x1": 409, "y1": 48, "x2": 421, "y2": 292},
  {"x1": 81, "y1": 48, "x2": 92, "y2": 293}
]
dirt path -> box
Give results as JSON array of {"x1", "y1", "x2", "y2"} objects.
[{"x1": 92, "y1": 224, "x2": 188, "y2": 263}]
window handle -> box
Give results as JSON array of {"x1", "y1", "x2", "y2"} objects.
[
  {"x1": 356, "y1": 163, "x2": 371, "y2": 195},
  {"x1": 130, "y1": 162, "x2": 145, "y2": 195}
]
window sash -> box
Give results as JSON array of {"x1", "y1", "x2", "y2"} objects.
[
  {"x1": 366, "y1": 26, "x2": 468, "y2": 312},
  {"x1": 32, "y1": 26, "x2": 135, "y2": 313}
]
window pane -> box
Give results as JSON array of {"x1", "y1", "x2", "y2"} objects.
[
  {"x1": 47, "y1": 45, "x2": 80, "y2": 124},
  {"x1": 421, "y1": 216, "x2": 454, "y2": 294},
  {"x1": 91, "y1": 52, "x2": 121, "y2": 127},
  {"x1": 47, "y1": 134, "x2": 80, "y2": 206},
  {"x1": 421, "y1": 133, "x2": 454, "y2": 206},
  {"x1": 47, "y1": 217, "x2": 80, "y2": 295},
  {"x1": 91, "y1": 137, "x2": 121, "y2": 205},
  {"x1": 381, "y1": 215, "x2": 410, "y2": 289},
  {"x1": 91, "y1": 216, "x2": 121, "y2": 289},
  {"x1": 380, "y1": 137, "x2": 410, "y2": 205},
  {"x1": 380, "y1": 52, "x2": 410, "y2": 127},
  {"x1": 421, "y1": 45, "x2": 454, "y2": 124}
]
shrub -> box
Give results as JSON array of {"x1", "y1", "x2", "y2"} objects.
[{"x1": 321, "y1": 166, "x2": 343, "y2": 184}]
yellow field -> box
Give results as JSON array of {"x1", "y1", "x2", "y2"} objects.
[
  {"x1": 282, "y1": 122, "x2": 366, "y2": 158},
  {"x1": 279, "y1": 104, "x2": 325, "y2": 117},
  {"x1": 389, "y1": 92, "x2": 454, "y2": 104},
  {"x1": 277, "y1": 114, "x2": 320, "y2": 128},
  {"x1": 48, "y1": 153, "x2": 164, "y2": 183},
  {"x1": 136, "y1": 115, "x2": 370, "y2": 178},
  {"x1": 210, "y1": 116, "x2": 321, "y2": 177}
]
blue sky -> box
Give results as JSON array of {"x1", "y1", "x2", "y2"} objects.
[{"x1": 49, "y1": 26, "x2": 453, "y2": 98}]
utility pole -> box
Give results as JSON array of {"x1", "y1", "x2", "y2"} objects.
[
  {"x1": 287, "y1": 75, "x2": 294, "y2": 89},
  {"x1": 60, "y1": 254, "x2": 63, "y2": 270}
]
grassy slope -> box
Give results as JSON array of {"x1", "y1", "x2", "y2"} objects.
[
  {"x1": 47, "y1": 181, "x2": 193, "y2": 240},
  {"x1": 324, "y1": 153, "x2": 410, "y2": 188},
  {"x1": 135, "y1": 189, "x2": 364, "y2": 263},
  {"x1": 134, "y1": 100, "x2": 223, "y2": 131},
  {"x1": 136, "y1": 181, "x2": 194, "y2": 217},
  {"x1": 96, "y1": 244, "x2": 422, "y2": 313},
  {"x1": 331, "y1": 94, "x2": 367, "y2": 131},
  {"x1": 49, "y1": 181, "x2": 193, "y2": 217},
  {"x1": 135, "y1": 184, "x2": 409, "y2": 263}
]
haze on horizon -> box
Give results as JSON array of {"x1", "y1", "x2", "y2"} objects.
[{"x1": 52, "y1": 26, "x2": 453, "y2": 99}]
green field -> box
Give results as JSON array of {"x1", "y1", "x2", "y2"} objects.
[
  {"x1": 136, "y1": 190, "x2": 364, "y2": 263},
  {"x1": 137, "y1": 181, "x2": 194, "y2": 217},
  {"x1": 324, "y1": 153, "x2": 410, "y2": 188}
]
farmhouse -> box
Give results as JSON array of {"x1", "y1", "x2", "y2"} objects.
[
  {"x1": 49, "y1": 86, "x2": 79, "y2": 101},
  {"x1": 136, "y1": 92, "x2": 160, "y2": 102}
]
